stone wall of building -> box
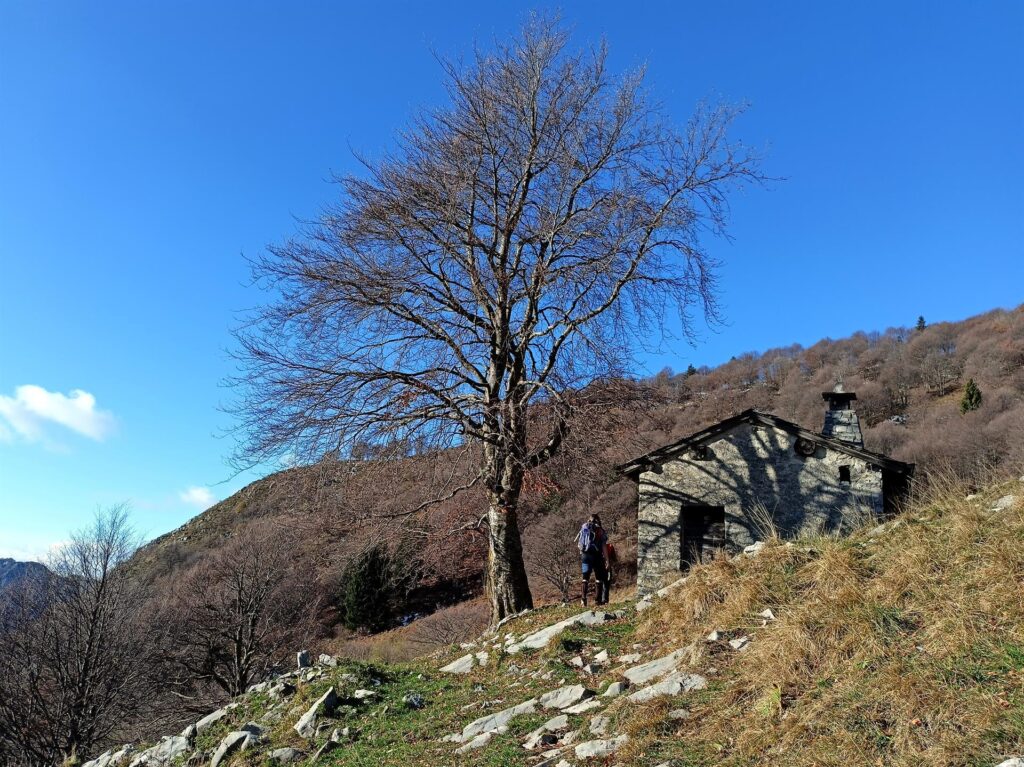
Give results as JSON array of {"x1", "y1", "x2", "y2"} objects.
[{"x1": 636, "y1": 422, "x2": 883, "y2": 595}]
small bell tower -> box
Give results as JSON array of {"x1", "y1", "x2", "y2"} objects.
[{"x1": 822, "y1": 382, "x2": 863, "y2": 447}]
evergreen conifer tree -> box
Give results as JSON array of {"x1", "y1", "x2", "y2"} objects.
[
  {"x1": 916, "y1": 316, "x2": 926, "y2": 332},
  {"x1": 960, "y1": 378, "x2": 982, "y2": 414}
]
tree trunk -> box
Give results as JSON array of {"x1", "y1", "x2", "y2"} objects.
[{"x1": 485, "y1": 496, "x2": 534, "y2": 623}]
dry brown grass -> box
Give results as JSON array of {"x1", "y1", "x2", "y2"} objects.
[{"x1": 631, "y1": 471, "x2": 1024, "y2": 766}]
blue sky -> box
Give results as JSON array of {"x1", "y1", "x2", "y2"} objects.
[{"x1": 1, "y1": 1, "x2": 1022, "y2": 560}]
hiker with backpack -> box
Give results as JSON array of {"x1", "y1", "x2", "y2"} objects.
[{"x1": 576, "y1": 514, "x2": 611, "y2": 606}]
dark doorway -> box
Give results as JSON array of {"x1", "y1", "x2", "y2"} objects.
[{"x1": 680, "y1": 505, "x2": 726, "y2": 568}]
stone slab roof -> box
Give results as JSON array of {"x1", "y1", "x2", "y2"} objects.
[{"x1": 618, "y1": 409, "x2": 915, "y2": 479}]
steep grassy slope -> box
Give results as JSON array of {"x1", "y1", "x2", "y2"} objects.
[{"x1": 115, "y1": 474, "x2": 1022, "y2": 767}]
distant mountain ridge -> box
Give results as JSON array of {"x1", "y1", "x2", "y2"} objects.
[{"x1": 0, "y1": 557, "x2": 50, "y2": 592}]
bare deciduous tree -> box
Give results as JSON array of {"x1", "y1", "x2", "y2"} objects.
[
  {"x1": 231, "y1": 17, "x2": 763, "y2": 622},
  {"x1": 0, "y1": 505, "x2": 153, "y2": 766},
  {"x1": 157, "y1": 522, "x2": 320, "y2": 706}
]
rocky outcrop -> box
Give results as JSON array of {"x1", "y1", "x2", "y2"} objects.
[
  {"x1": 294, "y1": 688, "x2": 338, "y2": 738},
  {"x1": 505, "y1": 610, "x2": 617, "y2": 653}
]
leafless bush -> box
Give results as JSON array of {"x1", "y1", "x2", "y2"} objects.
[
  {"x1": 155, "y1": 521, "x2": 323, "y2": 713},
  {"x1": 404, "y1": 599, "x2": 490, "y2": 649},
  {"x1": 0, "y1": 506, "x2": 157, "y2": 766},
  {"x1": 525, "y1": 514, "x2": 584, "y2": 603}
]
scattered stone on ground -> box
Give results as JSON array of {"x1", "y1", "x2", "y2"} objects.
[
  {"x1": 743, "y1": 541, "x2": 767, "y2": 556},
  {"x1": 267, "y1": 748, "x2": 305, "y2": 764},
  {"x1": 617, "y1": 652, "x2": 641, "y2": 663},
  {"x1": 506, "y1": 610, "x2": 615, "y2": 653},
  {"x1": 627, "y1": 670, "x2": 708, "y2": 703},
  {"x1": 706, "y1": 630, "x2": 722, "y2": 642},
  {"x1": 195, "y1": 707, "x2": 229, "y2": 733},
  {"x1": 994, "y1": 759, "x2": 1024, "y2": 767},
  {"x1": 455, "y1": 732, "x2": 494, "y2": 754},
  {"x1": 668, "y1": 708, "x2": 691, "y2": 719},
  {"x1": 622, "y1": 648, "x2": 688, "y2": 685},
  {"x1": 127, "y1": 736, "x2": 189, "y2": 767},
  {"x1": 563, "y1": 698, "x2": 602, "y2": 714},
  {"x1": 296, "y1": 650, "x2": 310, "y2": 669},
  {"x1": 294, "y1": 687, "x2": 338, "y2": 738},
  {"x1": 458, "y1": 698, "x2": 538, "y2": 741},
  {"x1": 729, "y1": 636, "x2": 751, "y2": 651},
  {"x1": 593, "y1": 649, "x2": 609, "y2": 663},
  {"x1": 440, "y1": 653, "x2": 476, "y2": 674},
  {"x1": 353, "y1": 689, "x2": 376, "y2": 700},
  {"x1": 574, "y1": 734, "x2": 628, "y2": 759},
  {"x1": 589, "y1": 714, "x2": 610, "y2": 735},
  {"x1": 402, "y1": 693, "x2": 426, "y2": 709},
  {"x1": 209, "y1": 725, "x2": 261, "y2": 767},
  {"x1": 602, "y1": 681, "x2": 629, "y2": 697},
  {"x1": 759, "y1": 608, "x2": 776, "y2": 621},
  {"x1": 539, "y1": 684, "x2": 593, "y2": 710},
  {"x1": 992, "y1": 495, "x2": 1018, "y2": 512}
]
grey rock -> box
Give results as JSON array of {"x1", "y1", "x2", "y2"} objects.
[
  {"x1": 269, "y1": 681, "x2": 296, "y2": 699},
  {"x1": 593, "y1": 649, "x2": 609, "y2": 663},
  {"x1": 759, "y1": 608, "x2": 776, "y2": 621},
  {"x1": 616, "y1": 653, "x2": 641, "y2": 664},
  {"x1": 992, "y1": 495, "x2": 1018, "y2": 512},
  {"x1": 995, "y1": 760, "x2": 1024, "y2": 767},
  {"x1": 602, "y1": 681, "x2": 629, "y2": 697},
  {"x1": 296, "y1": 650, "x2": 310, "y2": 669},
  {"x1": 318, "y1": 653, "x2": 338, "y2": 667},
  {"x1": 589, "y1": 715, "x2": 610, "y2": 736},
  {"x1": 83, "y1": 746, "x2": 135, "y2": 767},
  {"x1": 728, "y1": 636, "x2": 751, "y2": 651},
  {"x1": 180, "y1": 724, "x2": 197, "y2": 745},
  {"x1": 743, "y1": 541, "x2": 766, "y2": 557},
  {"x1": 128, "y1": 736, "x2": 190, "y2": 767},
  {"x1": 627, "y1": 671, "x2": 707, "y2": 703},
  {"x1": 353, "y1": 689, "x2": 376, "y2": 700},
  {"x1": 267, "y1": 748, "x2": 305, "y2": 764},
  {"x1": 402, "y1": 693, "x2": 426, "y2": 709},
  {"x1": 574, "y1": 734, "x2": 628, "y2": 759},
  {"x1": 523, "y1": 715, "x2": 569, "y2": 750},
  {"x1": 668, "y1": 708, "x2": 691, "y2": 719},
  {"x1": 706, "y1": 630, "x2": 722, "y2": 642},
  {"x1": 506, "y1": 611, "x2": 613, "y2": 653},
  {"x1": 622, "y1": 648, "x2": 687, "y2": 685},
  {"x1": 455, "y1": 732, "x2": 494, "y2": 753},
  {"x1": 294, "y1": 687, "x2": 339, "y2": 738},
  {"x1": 635, "y1": 597, "x2": 654, "y2": 612},
  {"x1": 539, "y1": 684, "x2": 593, "y2": 710},
  {"x1": 460, "y1": 698, "x2": 538, "y2": 741},
  {"x1": 475, "y1": 650, "x2": 489, "y2": 666},
  {"x1": 563, "y1": 698, "x2": 602, "y2": 714},
  {"x1": 440, "y1": 653, "x2": 475, "y2": 674},
  {"x1": 209, "y1": 730, "x2": 254, "y2": 767},
  {"x1": 195, "y1": 708, "x2": 229, "y2": 734}
]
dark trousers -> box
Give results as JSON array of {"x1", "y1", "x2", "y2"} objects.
[{"x1": 582, "y1": 553, "x2": 609, "y2": 605}]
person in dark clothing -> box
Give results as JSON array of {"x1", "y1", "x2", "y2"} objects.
[{"x1": 576, "y1": 514, "x2": 610, "y2": 606}]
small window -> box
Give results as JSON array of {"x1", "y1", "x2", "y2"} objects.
[{"x1": 839, "y1": 465, "x2": 851, "y2": 483}]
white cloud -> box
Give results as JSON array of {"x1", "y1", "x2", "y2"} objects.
[
  {"x1": 0, "y1": 385, "x2": 116, "y2": 445},
  {"x1": 0, "y1": 539, "x2": 70, "y2": 563},
  {"x1": 179, "y1": 486, "x2": 216, "y2": 509}
]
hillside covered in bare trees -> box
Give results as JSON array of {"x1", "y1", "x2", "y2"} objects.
[{"x1": 137, "y1": 304, "x2": 1024, "y2": 629}]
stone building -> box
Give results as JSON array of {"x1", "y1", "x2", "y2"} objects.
[{"x1": 620, "y1": 387, "x2": 914, "y2": 595}]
